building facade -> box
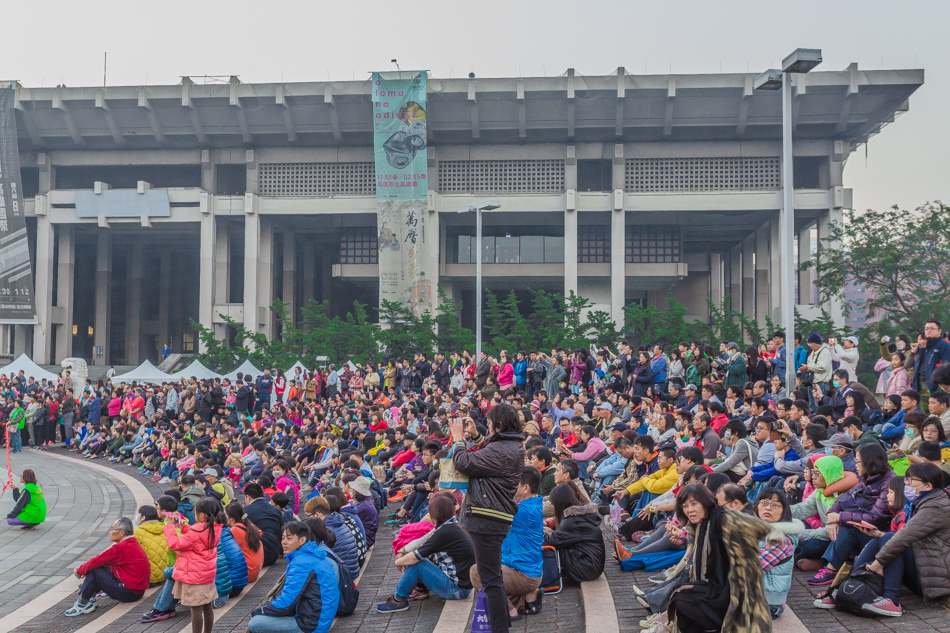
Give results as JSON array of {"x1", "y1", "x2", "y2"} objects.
[{"x1": 1, "y1": 64, "x2": 922, "y2": 365}]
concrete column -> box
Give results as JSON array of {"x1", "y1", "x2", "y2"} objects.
[
  {"x1": 258, "y1": 219, "x2": 274, "y2": 338},
  {"x1": 427, "y1": 210, "x2": 440, "y2": 312},
  {"x1": 610, "y1": 210, "x2": 626, "y2": 325},
  {"x1": 755, "y1": 223, "x2": 770, "y2": 329},
  {"x1": 742, "y1": 234, "x2": 755, "y2": 318},
  {"x1": 818, "y1": 209, "x2": 845, "y2": 327},
  {"x1": 709, "y1": 253, "x2": 723, "y2": 307},
  {"x1": 199, "y1": 213, "x2": 216, "y2": 350},
  {"x1": 54, "y1": 224, "x2": 75, "y2": 363},
  {"x1": 32, "y1": 215, "x2": 54, "y2": 364},
  {"x1": 564, "y1": 210, "x2": 578, "y2": 296},
  {"x1": 243, "y1": 212, "x2": 261, "y2": 334},
  {"x1": 320, "y1": 248, "x2": 333, "y2": 305},
  {"x1": 798, "y1": 224, "x2": 814, "y2": 305},
  {"x1": 281, "y1": 231, "x2": 295, "y2": 322},
  {"x1": 125, "y1": 244, "x2": 143, "y2": 364},
  {"x1": 729, "y1": 245, "x2": 742, "y2": 310},
  {"x1": 93, "y1": 233, "x2": 111, "y2": 365},
  {"x1": 158, "y1": 252, "x2": 172, "y2": 350},
  {"x1": 213, "y1": 217, "x2": 228, "y2": 304},
  {"x1": 769, "y1": 214, "x2": 782, "y2": 324},
  {"x1": 302, "y1": 241, "x2": 316, "y2": 306},
  {"x1": 13, "y1": 326, "x2": 28, "y2": 357}
]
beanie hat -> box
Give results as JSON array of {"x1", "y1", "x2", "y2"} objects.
[{"x1": 807, "y1": 333, "x2": 823, "y2": 345}]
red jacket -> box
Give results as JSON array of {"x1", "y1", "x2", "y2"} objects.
[
  {"x1": 164, "y1": 522, "x2": 221, "y2": 585},
  {"x1": 76, "y1": 537, "x2": 150, "y2": 593}
]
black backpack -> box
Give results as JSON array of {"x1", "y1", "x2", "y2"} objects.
[
  {"x1": 833, "y1": 564, "x2": 885, "y2": 616},
  {"x1": 326, "y1": 550, "x2": 360, "y2": 616}
]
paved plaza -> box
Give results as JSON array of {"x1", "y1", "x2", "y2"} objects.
[{"x1": 0, "y1": 450, "x2": 947, "y2": 633}]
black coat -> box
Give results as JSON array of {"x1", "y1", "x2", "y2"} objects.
[
  {"x1": 453, "y1": 432, "x2": 525, "y2": 531},
  {"x1": 543, "y1": 502, "x2": 606, "y2": 582},
  {"x1": 633, "y1": 363, "x2": 654, "y2": 397},
  {"x1": 244, "y1": 498, "x2": 285, "y2": 566}
]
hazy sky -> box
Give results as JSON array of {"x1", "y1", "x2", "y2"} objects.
[{"x1": 3, "y1": 1, "x2": 946, "y2": 213}]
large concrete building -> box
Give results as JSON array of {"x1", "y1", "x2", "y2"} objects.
[{"x1": 1, "y1": 64, "x2": 922, "y2": 365}]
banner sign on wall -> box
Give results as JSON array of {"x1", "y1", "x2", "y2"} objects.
[
  {"x1": 373, "y1": 71, "x2": 431, "y2": 317},
  {"x1": 0, "y1": 86, "x2": 36, "y2": 323}
]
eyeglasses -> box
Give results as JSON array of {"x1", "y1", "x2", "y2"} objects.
[
  {"x1": 904, "y1": 477, "x2": 921, "y2": 485},
  {"x1": 757, "y1": 500, "x2": 783, "y2": 510}
]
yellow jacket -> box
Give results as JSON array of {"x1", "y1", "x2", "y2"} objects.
[
  {"x1": 134, "y1": 520, "x2": 170, "y2": 584},
  {"x1": 625, "y1": 463, "x2": 678, "y2": 497}
]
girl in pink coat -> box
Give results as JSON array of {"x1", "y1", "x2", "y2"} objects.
[{"x1": 164, "y1": 498, "x2": 222, "y2": 633}]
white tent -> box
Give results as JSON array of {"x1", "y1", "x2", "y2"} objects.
[
  {"x1": 221, "y1": 359, "x2": 264, "y2": 382},
  {"x1": 284, "y1": 361, "x2": 307, "y2": 380},
  {"x1": 111, "y1": 360, "x2": 174, "y2": 385},
  {"x1": 175, "y1": 359, "x2": 220, "y2": 380},
  {"x1": 0, "y1": 353, "x2": 58, "y2": 382}
]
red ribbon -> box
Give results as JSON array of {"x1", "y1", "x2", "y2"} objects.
[{"x1": 2, "y1": 426, "x2": 13, "y2": 494}]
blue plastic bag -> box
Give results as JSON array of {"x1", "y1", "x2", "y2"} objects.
[{"x1": 470, "y1": 589, "x2": 491, "y2": 633}]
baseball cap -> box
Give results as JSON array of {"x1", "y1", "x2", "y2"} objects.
[
  {"x1": 609, "y1": 423, "x2": 627, "y2": 432},
  {"x1": 820, "y1": 433, "x2": 854, "y2": 451},
  {"x1": 844, "y1": 336, "x2": 859, "y2": 346},
  {"x1": 684, "y1": 384, "x2": 698, "y2": 392},
  {"x1": 201, "y1": 468, "x2": 219, "y2": 478},
  {"x1": 598, "y1": 403, "x2": 613, "y2": 411}
]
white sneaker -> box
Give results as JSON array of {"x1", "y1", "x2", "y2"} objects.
[{"x1": 64, "y1": 600, "x2": 96, "y2": 616}]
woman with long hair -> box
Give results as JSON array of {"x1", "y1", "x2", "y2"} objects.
[
  {"x1": 225, "y1": 503, "x2": 264, "y2": 583},
  {"x1": 163, "y1": 497, "x2": 222, "y2": 633}
]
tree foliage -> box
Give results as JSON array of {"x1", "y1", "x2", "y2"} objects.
[{"x1": 803, "y1": 202, "x2": 950, "y2": 334}]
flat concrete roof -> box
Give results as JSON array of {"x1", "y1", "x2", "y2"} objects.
[{"x1": 4, "y1": 64, "x2": 923, "y2": 150}]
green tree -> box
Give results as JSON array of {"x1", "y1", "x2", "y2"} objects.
[
  {"x1": 623, "y1": 294, "x2": 697, "y2": 349},
  {"x1": 434, "y1": 286, "x2": 475, "y2": 353},
  {"x1": 803, "y1": 202, "x2": 950, "y2": 334}
]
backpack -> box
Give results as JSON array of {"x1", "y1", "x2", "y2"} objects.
[
  {"x1": 326, "y1": 550, "x2": 360, "y2": 616},
  {"x1": 832, "y1": 564, "x2": 885, "y2": 616},
  {"x1": 370, "y1": 479, "x2": 387, "y2": 512},
  {"x1": 177, "y1": 499, "x2": 196, "y2": 525},
  {"x1": 540, "y1": 545, "x2": 562, "y2": 595}
]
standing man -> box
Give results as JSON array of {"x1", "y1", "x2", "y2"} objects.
[
  {"x1": 799, "y1": 334, "x2": 832, "y2": 412},
  {"x1": 161, "y1": 343, "x2": 171, "y2": 362},
  {"x1": 828, "y1": 336, "x2": 860, "y2": 383},
  {"x1": 913, "y1": 321, "x2": 950, "y2": 396},
  {"x1": 61, "y1": 388, "x2": 77, "y2": 448},
  {"x1": 255, "y1": 370, "x2": 274, "y2": 413},
  {"x1": 326, "y1": 365, "x2": 340, "y2": 399}
]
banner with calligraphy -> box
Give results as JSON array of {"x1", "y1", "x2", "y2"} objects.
[
  {"x1": 373, "y1": 71, "x2": 431, "y2": 317},
  {"x1": 0, "y1": 87, "x2": 36, "y2": 323}
]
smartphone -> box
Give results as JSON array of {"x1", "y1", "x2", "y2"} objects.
[{"x1": 883, "y1": 335, "x2": 891, "y2": 343}]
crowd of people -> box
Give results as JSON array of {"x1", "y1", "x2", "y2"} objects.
[{"x1": 2, "y1": 320, "x2": 950, "y2": 633}]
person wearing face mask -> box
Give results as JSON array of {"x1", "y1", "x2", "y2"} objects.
[
  {"x1": 829, "y1": 463, "x2": 950, "y2": 617},
  {"x1": 134, "y1": 505, "x2": 172, "y2": 585},
  {"x1": 887, "y1": 411, "x2": 925, "y2": 461}
]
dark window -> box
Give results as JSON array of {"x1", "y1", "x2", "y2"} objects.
[
  {"x1": 339, "y1": 228, "x2": 378, "y2": 264},
  {"x1": 625, "y1": 226, "x2": 681, "y2": 263},
  {"x1": 20, "y1": 168, "x2": 39, "y2": 198},
  {"x1": 55, "y1": 165, "x2": 202, "y2": 190},
  {"x1": 216, "y1": 164, "x2": 247, "y2": 195},
  {"x1": 228, "y1": 225, "x2": 244, "y2": 304},
  {"x1": 576, "y1": 159, "x2": 613, "y2": 192},
  {"x1": 578, "y1": 225, "x2": 611, "y2": 263},
  {"x1": 793, "y1": 156, "x2": 824, "y2": 189}
]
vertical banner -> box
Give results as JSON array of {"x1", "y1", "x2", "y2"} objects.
[
  {"x1": 373, "y1": 71, "x2": 431, "y2": 317},
  {"x1": 0, "y1": 87, "x2": 35, "y2": 323}
]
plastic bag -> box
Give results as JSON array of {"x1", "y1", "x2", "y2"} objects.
[
  {"x1": 471, "y1": 589, "x2": 491, "y2": 633},
  {"x1": 610, "y1": 500, "x2": 622, "y2": 524}
]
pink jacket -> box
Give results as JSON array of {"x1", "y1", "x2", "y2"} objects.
[
  {"x1": 572, "y1": 436, "x2": 608, "y2": 461},
  {"x1": 873, "y1": 358, "x2": 891, "y2": 394},
  {"x1": 392, "y1": 520, "x2": 435, "y2": 554},
  {"x1": 495, "y1": 363, "x2": 514, "y2": 387},
  {"x1": 886, "y1": 366, "x2": 910, "y2": 397},
  {"x1": 165, "y1": 523, "x2": 221, "y2": 585}
]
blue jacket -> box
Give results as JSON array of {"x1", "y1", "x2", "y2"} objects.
[
  {"x1": 324, "y1": 512, "x2": 360, "y2": 579},
  {"x1": 501, "y1": 496, "x2": 543, "y2": 578},
  {"x1": 86, "y1": 397, "x2": 101, "y2": 422},
  {"x1": 794, "y1": 346, "x2": 808, "y2": 372},
  {"x1": 221, "y1": 527, "x2": 249, "y2": 591},
  {"x1": 254, "y1": 541, "x2": 340, "y2": 633},
  {"x1": 513, "y1": 360, "x2": 528, "y2": 385},
  {"x1": 650, "y1": 355, "x2": 668, "y2": 384},
  {"x1": 594, "y1": 452, "x2": 627, "y2": 478},
  {"x1": 773, "y1": 344, "x2": 787, "y2": 379},
  {"x1": 751, "y1": 447, "x2": 801, "y2": 482},
  {"x1": 880, "y1": 408, "x2": 919, "y2": 443},
  {"x1": 914, "y1": 337, "x2": 950, "y2": 392},
  {"x1": 215, "y1": 545, "x2": 232, "y2": 598}
]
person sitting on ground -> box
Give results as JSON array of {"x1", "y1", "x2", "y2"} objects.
[
  {"x1": 753, "y1": 487, "x2": 804, "y2": 619},
  {"x1": 225, "y1": 502, "x2": 264, "y2": 583},
  {"x1": 5, "y1": 468, "x2": 46, "y2": 529},
  {"x1": 304, "y1": 495, "x2": 361, "y2": 579},
  {"x1": 343, "y1": 475, "x2": 379, "y2": 547},
  {"x1": 543, "y1": 483, "x2": 606, "y2": 583},
  {"x1": 471, "y1": 466, "x2": 544, "y2": 618},
  {"x1": 816, "y1": 462, "x2": 950, "y2": 617},
  {"x1": 65, "y1": 516, "x2": 150, "y2": 616},
  {"x1": 248, "y1": 522, "x2": 340, "y2": 633},
  {"x1": 542, "y1": 458, "x2": 590, "y2": 518},
  {"x1": 134, "y1": 505, "x2": 171, "y2": 585},
  {"x1": 243, "y1": 483, "x2": 285, "y2": 567},
  {"x1": 377, "y1": 492, "x2": 475, "y2": 613}
]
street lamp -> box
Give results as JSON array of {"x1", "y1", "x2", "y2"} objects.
[
  {"x1": 755, "y1": 48, "x2": 822, "y2": 394},
  {"x1": 458, "y1": 199, "x2": 501, "y2": 361}
]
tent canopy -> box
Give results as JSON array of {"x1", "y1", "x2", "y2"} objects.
[
  {"x1": 175, "y1": 359, "x2": 220, "y2": 380},
  {"x1": 0, "y1": 354, "x2": 59, "y2": 383},
  {"x1": 111, "y1": 360, "x2": 173, "y2": 385},
  {"x1": 222, "y1": 359, "x2": 264, "y2": 383}
]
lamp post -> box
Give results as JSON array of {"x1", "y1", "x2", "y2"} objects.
[
  {"x1": 458, "y1": 200, "x2": 501, "y2": 361},
  {"x1": 754, "y1": 48, "x2": 822, "y2": 394}
]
